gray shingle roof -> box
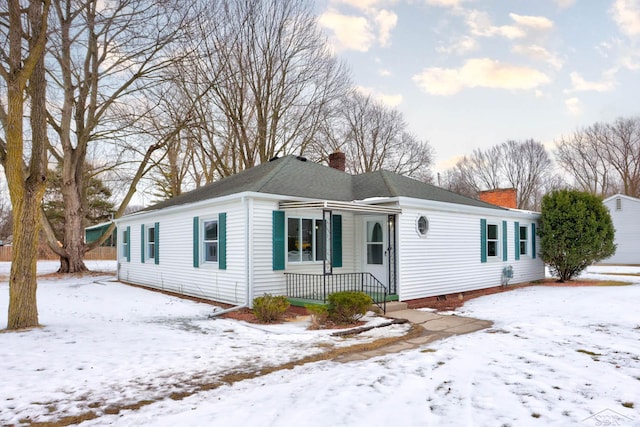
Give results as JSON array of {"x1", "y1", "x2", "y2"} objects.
[
  {"x1": 139, "y1": 155, "x2": 503, "y2": 213},
  {"x1": 354, "y1": 170, "x2": 503, "y2": 209}
]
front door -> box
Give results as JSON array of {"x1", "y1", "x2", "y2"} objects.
[{"x1": 363, "y1": 216, "x2": 388, "y2": 288}]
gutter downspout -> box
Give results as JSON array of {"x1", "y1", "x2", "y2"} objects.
[{"x1": 209, "y1": 196, "x2": 252, "y2": 318}]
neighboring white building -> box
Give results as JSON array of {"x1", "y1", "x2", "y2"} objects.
[
  {"x1": 603, "y1": 194, "x2": 640, "y2": 265},
  {"x1": 115, "y1": 155, "x2": 545, "y2": 311}
]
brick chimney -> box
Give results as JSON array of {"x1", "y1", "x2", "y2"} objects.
[
  {"x1": 479, "y1": 188, "x2": 517, "y2": 209},
  {"x1": 328, "y1": 151, "x2": 346, "y2": 172}
]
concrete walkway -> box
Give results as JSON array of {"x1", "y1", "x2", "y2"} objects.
[{"x1": 334, "y1": 306, "x2": 493, "y2": 363}]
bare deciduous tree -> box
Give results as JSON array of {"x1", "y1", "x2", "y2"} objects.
[
  {"x1": 555, "y1": 123, "x2": 617, "y2": 198},
  {"x1": 315, "y1": 91, "x2": 434, "y2": 180},
  {"x1": 0, "y1": 0, "x2": 51, "y2": 329},
  {"x1": 501, "y1": 140, "x2": 553, "y2": 209},
  {"x1": 602, "y1": 117, "x2": 640, "y2": 197},
  {"x1": 188, "y1": 0, "x2": 350, "y2": 174},
  {"x1": 44, "y1": 0, "x2": 194, "y2": 272},
  {"x1": 443, "y1": 139, "x2": 554, "y2": 210}
]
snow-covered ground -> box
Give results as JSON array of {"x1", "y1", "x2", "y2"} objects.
[
  {"x1": 0, "y1": 261, "x2": 408, "y2": 425},
  {"x1": 1, "y1": 262, "x2": 639, "y2": 426}
]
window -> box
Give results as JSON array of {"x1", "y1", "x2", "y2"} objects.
[
  {"x1": 487, "y1": 223, "x2": 498, "y2": 257},
  {"x1": 616, "y1": 197, "x2": 622, "y2": 210},
  {"x1": 141, "y1": 223, "x2": 159, "y2": 264},
  {"x1": 121, "y1": 227, "x2": 129, "y2": 261},
  {"x1": 366, "y1": 220, "x2": 384, "y2": 264},
  {"x1": 416, "y1": 215, "x2": 429, "y2": 237},
  {"x1": 203, "y1": 219, "x2": 218, "y2": 262},
  {"x1": 519, "y1": 225, "x2": 528, "y2": 256},
  {"x1": 193, "y1": 214, "x2": 226, "y2": 269},
  {"x1": 315, "y1": 219, "x2": 326, "y2": 261},
  {"x1": 287, "y1": 217, "x2": 326, "y2": 263},
  {"x1": 147, "y1": 226, "x2": 155, "y2": 260}
]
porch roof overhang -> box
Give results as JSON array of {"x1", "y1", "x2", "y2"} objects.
[{"x1": 278, "y1": 200, "x2": 402, "y2": 214}]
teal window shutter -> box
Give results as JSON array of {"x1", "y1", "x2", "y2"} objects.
[
  {"x1": 531, "y1": 223, "x2": 536, "y2": 259},
  {"x1": 332, "y1": 214, "x2": 342, "y2": 268},
  {"x1": 480, "y1": 219, "x2": 487, "y2": 263},
  {"x1": 140, "y1": 224, "x2": 145, "y2": 263},
  {"x1": 219, "y1": 212, "x2": 227, "y2": 270},
  {"x1": 502, "y1": 221, "x2": 508, "y2": 261},
  {"x1": 126, "y1": 226, "x2": 131, "y2": 262},
  {"x1": 272, "y1": 211, "x2": 285, "y2": 270},
  {"x1": 154, "y1": 222, "x2": 160, "y2": 264},
  {"x1": 193, "y1": 216, "x2": 200, "y2": 268},
  {"x1": 514, "y1": 221, "x2": 520, "y2": 261}
]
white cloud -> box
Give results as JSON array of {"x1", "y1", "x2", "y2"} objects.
[
  {"x1": 425, "y1": 0, "x2": 468, "y2": 7},
  {"x1": 554, "y1": 0, "x2": 576, "y2": 8},
  {"x1": 509, "y1": 13, "x2": 554, "y2": 31},
  {"x1": 465, "y1": 10, "x2": 525, "y2": 39},
  {"x1": 356, "y1": 86, "x2": 403, "y2": 106},
  {"x1": 413, "y1": 68, "x2": 463, "y2": 95},
  {"x1": 330, "y1": 0, "x2": 384, "y2": 11},
  {"x1": 512, "y1": 44, "x2": 563, "y2": 69},
  {"x1": 319, "y1": 3, "x2": 397, "y2": 52},
  {"x1": 412, "y1": 58, "x2": 551, "y2": 96},
  {"x1": 596, "y1": 38, "x2": 640, "y2": 71},
  {"x1": 319, "y1": 10, "x2": 375, "y2": 52},
  {"x1": 378, "y1": 68, "x2": 392, "y2": 76},
  {"x1": 464, "y1": 10, "x2": 554, "y2": 40},
  {"x1": 435, "y1": 155, "x2": 465, "y2": 172},
  {"x1": 565, "y1": 97, "x2": 582, "y2": 116},
  {"x1": 566, "y1": 72, "x2": 616, "y2": 92},
  {"x1": 437, "y1": 35, "x2": 479, "y2": 55},
  {"x1": 620, "y1": 53, "x2": 640, "y2": 70},
  {"x1": 610, "y1": 0, "x2": 640, "y2": 36},
  {"x1": 374, "y1": 9, "x2": 398, "y2": 46}
]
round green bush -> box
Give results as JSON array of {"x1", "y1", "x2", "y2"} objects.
[
  {"x1": 327, "y1": 291, "x2": 372, "y2": 324},
  {"x1": 252, "y1": 294, "x2": 290, "y2": 323}
]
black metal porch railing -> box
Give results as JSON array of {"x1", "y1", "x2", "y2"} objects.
[{"x1": 284, "y1": 272, "x2": 387, "y2": 314}]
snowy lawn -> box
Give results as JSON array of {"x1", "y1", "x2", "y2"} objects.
[
  {"x1": 78, "y1": 266, "x2": 640, "y2": 427},
  {"x1": 0, "y1": 261, "x2": 409, "y2": 425}
]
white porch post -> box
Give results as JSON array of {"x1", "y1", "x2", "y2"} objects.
[{"x1": 323, "y1": 209, "x2": 332, "y2": 275}]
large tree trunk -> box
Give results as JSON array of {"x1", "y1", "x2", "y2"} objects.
[
  {"x1": 4, "y1": 0, "x2": 50, "y2": 330},
  {"x1": 8, "y1": 193, "x2": 42, "y2": 329},
  {"x1": 58, "y1": 160, "x2": 88, "y2": 273}
]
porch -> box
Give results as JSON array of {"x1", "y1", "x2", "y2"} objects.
[
  {"x1": 284, "y1": 272, "x2": 396, "y2": 314},
  {"x1": 279, "y1": 200, "x2": 402, "y2": 315}
]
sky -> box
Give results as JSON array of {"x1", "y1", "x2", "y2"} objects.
[{"x1": 316, "y1": 0, "x2": 640, "y2": 173}]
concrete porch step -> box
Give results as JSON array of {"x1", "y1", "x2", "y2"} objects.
[{"x1": 381, "y1": 301, "x2": 408, "y2": 313}]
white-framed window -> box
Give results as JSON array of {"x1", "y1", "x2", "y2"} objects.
[
  {"x1": 121, "y1": 228, "x2": 129, "y2": 260},
  {"x1": 287, "y1": 217, "x2": 326, "y2": 263},
  {"x1": 519, "y1": 225, "x2": 528, "y2": 256},
  {"x1": 616, "y1": 197, "x2": 622, "y2": 210},
  {"x1": 486, "y1": 222, "x2": 499, "y2": 258},
  {"x1": 416, "y1": 215, "x2": 429, "y2": 237},
  {"x1": 147, "y1": 225, "x2": 155, "y2": 260},
  {"x1": 203, "y1": 219, "x2": 218, "y2": 263}
]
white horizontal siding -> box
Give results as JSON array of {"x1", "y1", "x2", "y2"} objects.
[
  {"x1": 397, "y1": 204, "x2": 545, "y2": 301},
  {"x1": 251, "y1": 199, "x2": 286, "y2": 297},
  {"x1": 116, "y1": 192, "x2": 546, "y2": 305},
  {"x1": 603, "y1": 197, "x2": 640, "y2": 264},
  {"x1": 117, "y1": 199, "x2": 247, "y2": 305}
]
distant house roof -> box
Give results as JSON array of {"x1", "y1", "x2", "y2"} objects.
[
  {"x1": 603, "y1": 193, "x2": 640, "y2": 204},
  {"x1": 138, "y1": 155, "x2": 503, "y2": 213}
]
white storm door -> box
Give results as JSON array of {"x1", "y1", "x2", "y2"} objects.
[{"x1": 363, "y1": 216, "x2": 388, "y2": 288}]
